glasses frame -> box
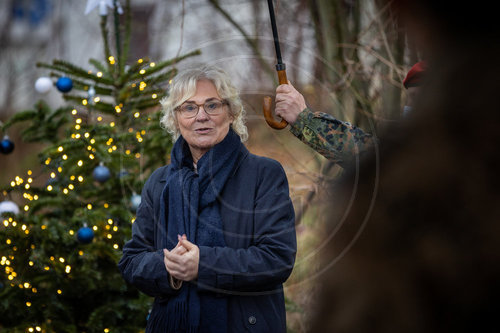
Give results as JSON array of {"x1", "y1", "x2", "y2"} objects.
[{"x1": 175, "y1": 99, "x2": 228, "y2": 119}]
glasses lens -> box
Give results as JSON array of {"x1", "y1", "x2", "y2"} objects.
[
  {"x1": 179, "y1": 103, "x2": 198, "y2": 117},
  {"x1": 204, "y1": 101, "x2": 223, "y2": 114}
]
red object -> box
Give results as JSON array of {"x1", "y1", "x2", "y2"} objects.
[{"x1": 403, "y1": 61, "x2": 427, "y2": 88}]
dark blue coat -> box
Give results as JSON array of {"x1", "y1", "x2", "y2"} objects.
[{"x1": 118, "y1": 145, "x2": 297, "y2": 332}]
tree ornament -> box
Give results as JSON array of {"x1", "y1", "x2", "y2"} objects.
[
  {"x1": 118, "y1": 169, "x2": 129, "y2": 179},
  {"x1": 84, "y1": 0, "x2": 114, "y2": 16},
  {"x1": 88, "y1": 86, "x2": 96, "y2": 99},
  {"x1": 93, "y1": 163, "x2": 111, "y2": 183},
  {"x1": 0, "y1": 200, "x2": 20, "y2": 216},
  {"x1": 77, "y1": 225, "x2": 94, "y2": 244},
  {"x1": 130, "y1": 193, "x2": 141, "y2": 211},
  {"x1": 56, "y1": 77, "x2": 73, "y2": 93},
  {"x1": 34, "y1": 77, "x2": 53, "y2": 94},
  {"x1": 0, "y1": 135, "x2": 15, "y2": 154}
]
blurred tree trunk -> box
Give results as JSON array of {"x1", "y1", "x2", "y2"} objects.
[
  {"x1": 374, "y1": 0, "x2": 406, "y2": 124},
  {"x1": 309, "y1": 0, "x2": 407, "y2": 130},
  {"x1": 0, "y1": 0, "x2": 16, "y2": 119},
  {"x1": 309, "y1": 0, "x2": 373, "y2": 128}
]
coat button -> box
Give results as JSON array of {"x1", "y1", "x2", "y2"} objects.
[{"x1": 248, "y1": 316, "x2": 257, "y2": 325}]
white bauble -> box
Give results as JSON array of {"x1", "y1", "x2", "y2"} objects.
[
  {"x1": 35, "y1": 77, "x2": 53, "y2": 94},
  {"x1": 0, "y1": 200, "x2": 20, "y2": 216},
  {"x1": 130, "y1": 193, "x2": 142, "y2": 211}
]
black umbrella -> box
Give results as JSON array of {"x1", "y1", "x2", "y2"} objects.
[{"x1": 263, "y1": 0, "x2": 288, "y2": 130}]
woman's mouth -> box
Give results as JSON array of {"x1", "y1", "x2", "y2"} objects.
[{"x1": 195, "y1": 127, "x2": 212, "y2": 134}]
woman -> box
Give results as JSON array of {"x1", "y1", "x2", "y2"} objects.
[{"x1": 118, "y1": 65, "x2": 296, "y2": 333}]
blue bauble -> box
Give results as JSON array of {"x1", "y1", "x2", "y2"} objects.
[
  {"x1": 0, "y1": 136, "x2": 14, "y2": 154},
  {"x1": 130, "y1": 193, "x2": 142, "y2": 211},
  {"x1": 118, "y1": 169, "x2": 129, "y2": 179},
  {"x1": 93, "y1": 164, "x2": 111, "y2": 183},
  {"x1": 56, "y1": 77, "x2": 73, "y2": 93},
  {"x1": 77, "y1": 226, "x2": 94, "y2": 244}
]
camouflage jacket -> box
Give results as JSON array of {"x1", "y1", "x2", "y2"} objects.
[{"x1": 289, "y1": 108, "x2": 374, "y2": 167}]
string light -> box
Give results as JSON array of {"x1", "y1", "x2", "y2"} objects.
[{"x1": 108, "y1": 56, "x2": 115, "y2": 64}]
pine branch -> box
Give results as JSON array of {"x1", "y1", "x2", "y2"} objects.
[
  {"x1": 121, "y1": 0, "x2": 132, "y2": 74},
  {"x1": 37, "y1": 61, "x2": 115, "y2": 86},
  {"x1": 113, "y1": 0, "x2": 123, "y2": 72},
  {"x1": 88, "y1": 58, "x2": 109, "y2": 75},
  {"x1": 124, "y1": 50, "x2": 200, "y2": 82},
  {"x1": 100, "y1": 15, "x2": 112, "y2": 69}
]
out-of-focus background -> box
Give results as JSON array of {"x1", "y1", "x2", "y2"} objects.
[{"x1": 0, "y1": 0, "x2": 416, "y2": 331}]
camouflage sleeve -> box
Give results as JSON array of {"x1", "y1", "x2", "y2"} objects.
[{"x1": 289, "y1": 108, "x2": 374, "y2": 167}]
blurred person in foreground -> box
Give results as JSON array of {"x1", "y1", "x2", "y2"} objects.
[
  {"x1": 308, "y1": 1, "x2": 500, "y2": 332},
  {"x1": 118, "y1": 65, "x2": 296, "y2": 333}
]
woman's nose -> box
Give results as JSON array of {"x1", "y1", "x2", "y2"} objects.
[{"x1": 195, "y1": 107, "x2": 210, "y2": 121}]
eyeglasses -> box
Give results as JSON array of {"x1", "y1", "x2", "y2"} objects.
[{"x1": 175, "y1": 99, "x2": 227, "y2": 118}]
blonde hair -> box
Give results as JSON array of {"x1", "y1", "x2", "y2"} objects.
[{"x1": 160, "y1": 64, "x2": 248, "y2": 142}]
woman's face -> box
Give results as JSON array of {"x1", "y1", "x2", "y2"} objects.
[{"x1": 176, "y1": 79, "x2": 233, "y2": 162}]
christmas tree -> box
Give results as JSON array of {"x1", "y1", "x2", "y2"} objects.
[{"x1": 0, "y1": 1, "x2": 199, "y2": 331}]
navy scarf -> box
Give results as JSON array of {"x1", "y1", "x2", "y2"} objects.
[{"x1": 147, "y1": 129, "x2": 241, "y2": 333}]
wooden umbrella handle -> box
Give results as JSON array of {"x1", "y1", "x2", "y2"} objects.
[{"x1": 263, "y1": 69, "x2": 288, "y2": 130}]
